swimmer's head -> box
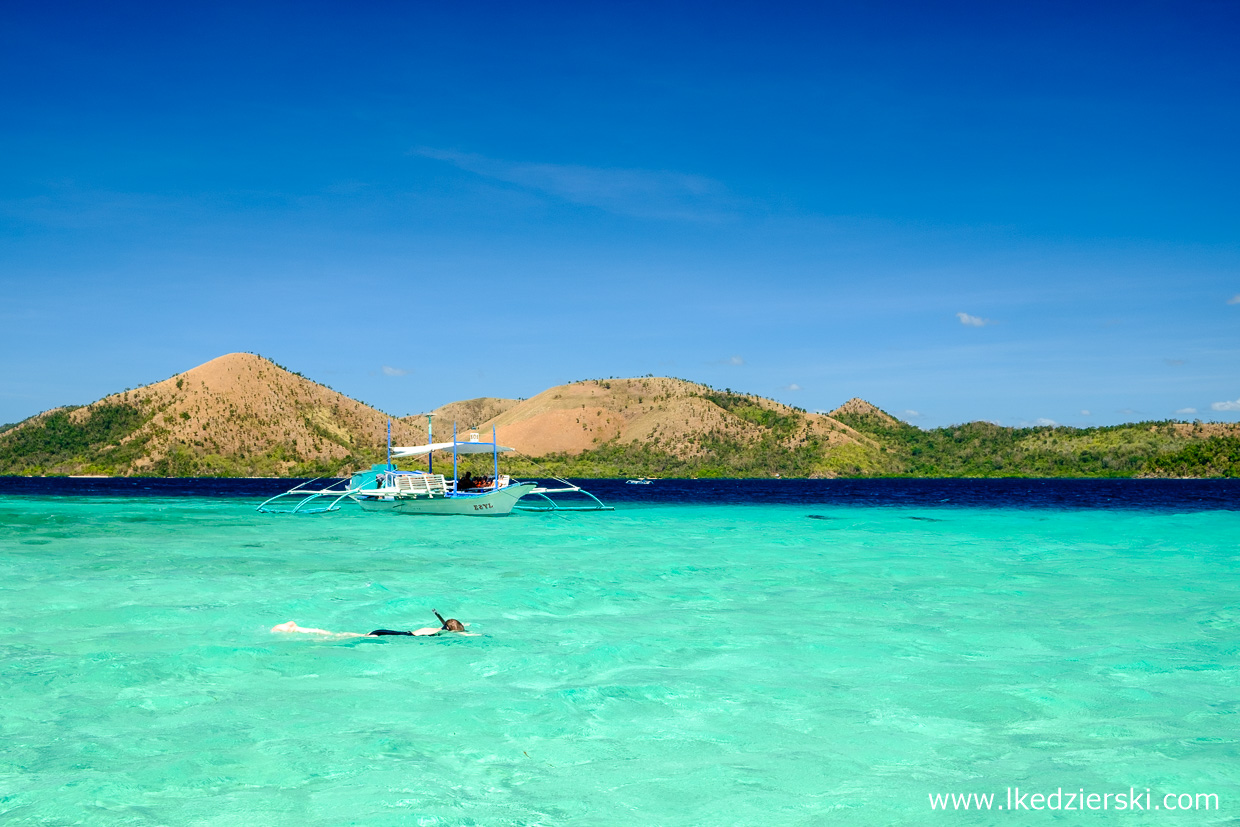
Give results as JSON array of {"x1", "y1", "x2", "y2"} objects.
[{"x1": 443, "y1": 618, "x2": 465, "y2": 632}]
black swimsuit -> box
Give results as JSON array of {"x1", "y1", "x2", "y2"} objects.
[{"x1": 368, "y1": 629, "x2": 413, "y2": 636}]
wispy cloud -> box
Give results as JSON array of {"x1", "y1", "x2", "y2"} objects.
[
  {"x1": 902, "y1": 409, "x2": 922, "y2": 420},
  {"x1": 956, "y1": 312, "x2": 991, "y2": 327},
  {"x1": 1210, "y1": 398, "x2": 1240, "y2": 412},
  {"x1": 784, "y1": 383, "x2": 801, "y2": 391},
  {"x1": 1080, "y1": 410, "x2": 1091, "y2": 416},
  {"x1": 381, "y1": 366, "x2": 408, "y2": 377},
  {"x1": 1228, "y1": 295, "x2": 1240, "y2": 305},
  {"x1": 1035, "y1": 417, "x2": 1058, "y2": 427},
  {"x1": 1176, "y1": 407, "x2": 1198, "y2": 415},
  {"x1": 710, "y1": 355, "x2": 745, "y2": 366},
  {"x1": 414, "y1": 147, "x2": 737, "y2": 221}
]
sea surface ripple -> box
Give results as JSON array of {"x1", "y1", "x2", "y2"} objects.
[{"x1": 1, "y1": 481, "x2": 1236, "y2": 824}]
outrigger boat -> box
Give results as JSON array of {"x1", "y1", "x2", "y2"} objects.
[{"x1": 257, "y1": 418, "x2": 611, "y2": 516}]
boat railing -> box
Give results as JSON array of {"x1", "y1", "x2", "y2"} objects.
[
  {"x1": 256, "y1": 477, "x2": 360, "y2": 514},
  {"x1": 515, "y1": 477, "x2": 614, "y2": 512},
  {"x1": 257, "y1": 453, "x2": 614, "y2": 516},
  {"x1": 392, "y1": 473, "x2": 449, "y2": 497}
]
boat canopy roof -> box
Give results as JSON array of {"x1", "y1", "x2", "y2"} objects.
[{"x1": 392, "y1": 440, "x2": 514, "y2": 458}]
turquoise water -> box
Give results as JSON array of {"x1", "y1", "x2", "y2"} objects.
[{"x1": 2, "y1": 497, "x2": 1237, "y2": 825}]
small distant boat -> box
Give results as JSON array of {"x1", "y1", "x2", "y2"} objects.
[
  {"x1": 625, "y1": 476, "x2": 656, "y2": 485},
  {"x1": 258, "y1": 418, "x2": 611, "y2": 516}
]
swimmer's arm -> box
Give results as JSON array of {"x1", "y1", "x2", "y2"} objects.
[{"x1": 412, "y1": 627, "x2": 482, "y2": 637}]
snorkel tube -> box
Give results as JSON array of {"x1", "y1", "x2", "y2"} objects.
[{"x1": 432, "y1": 609, "x2": 448, "y2": 630}]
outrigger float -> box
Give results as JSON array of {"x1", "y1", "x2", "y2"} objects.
[{"x1": 257, "y1": 418, "x2": 611, "y2": 516}]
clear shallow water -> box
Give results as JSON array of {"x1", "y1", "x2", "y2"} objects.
[{"x1": 2, "y1": 489, "x2": 1238, "y2": 825}]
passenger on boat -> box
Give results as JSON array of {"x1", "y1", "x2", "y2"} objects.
[{"x1": 458, "y1": 471, "x2": 474, "y2": 490}]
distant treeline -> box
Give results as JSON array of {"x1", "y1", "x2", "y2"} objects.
[
  {"x1": 0, "y1": 402, "x2": 378, "y2": 478},
  {"x1": 3, "y1": 398, "x2": 1238, "y2": 479},
  {"x1": 501, "y1": 412, "x2": 1240, "y2": 479}
]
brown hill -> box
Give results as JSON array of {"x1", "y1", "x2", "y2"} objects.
[
  {"x1": 400, "y1": 397, "x2": 521, "y2": 442},
  {"x1": 830, "y1": 397, "x2": 902, "y2": 426},
  {"x1": 417, "y1": 377, "x2": 876, "y2": 462},
  {"x1": 0, "y1": 354, "x2": 893, "y2": 477},
  {"x1": 2, "y1": 353, "x2": 420, "y2": 476}
]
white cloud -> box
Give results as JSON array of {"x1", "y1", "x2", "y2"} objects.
[
  {"x1": 784, "y1": 383, "x2": 801, "y2": 391},
  {"x1": 381, "y1": 366, "x2": 408, "y2": 377},
  {"x1": 956, "y1": 312, "x2": 990, "y2": 327},
  {"x1": 414, "y1": 147, "x2": 736, "y2": 221},
  {"x1": 1015, "y1": 417, "x2": 1059, "y2": 427},
  {"x1": 1210, "y1": 398, "x2": 1240, "y2": 411},
  {"x1": 1228, "y1": 294, "x2": 1240, "y2": 305},
  {"x1": 902, "y1": 410, "x2": 922, "y2": 420},
  {"x1": 1080, "y1": 410, "x2": 1091, "y2": 416},
  {"x1": 1176, "y1": 407, "x2": 1198, "y2": 415},
  {"x1": 714, "y1": 355, "x2": 744, "y2": 366}
]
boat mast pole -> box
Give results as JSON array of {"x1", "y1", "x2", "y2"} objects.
[
  {"x1": 453, "y1": 421, "x2": 458, "y2": 485},
  {"x1": 493, "y1": 424, "x2": 498, "y2": 483},
  {"x1": 386, "y1": 419, "x2": 392, "y2": 471},
  {"x1": 426, "y1": 413, "x2": 435, "y2": 475}
]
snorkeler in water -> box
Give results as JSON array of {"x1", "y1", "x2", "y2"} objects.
[
  {"x1": 271, "y1": 610, "x2": 473, "y2": 639},
  {"x1": 369, "y1": 611, "x2": 466, "y2": 635}
]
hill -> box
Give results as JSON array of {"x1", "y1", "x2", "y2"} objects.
[
  {"x1": 0, "y1": 353, "x2": 421, "y2": 476},
  {"x1": 2, "y1": 354, "x2": 1238, "y2": 477},
  {"x1": 828, "y1": 409, "x2": 1240, "y2": 478},
  {"x1": 426, "y1": 377, "x2": 885, "y2": 478},
  {"x1": 420, "y1": 382, "x2": 1240, "y2": 479}
]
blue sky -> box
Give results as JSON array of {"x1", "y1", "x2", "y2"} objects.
[{"x1": 2, "y1": 0, "x2": 1237, "y2": 428}]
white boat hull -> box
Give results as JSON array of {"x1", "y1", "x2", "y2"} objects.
[{"x1": 353, "y1": 482, "x2": 536, "y2": 516}]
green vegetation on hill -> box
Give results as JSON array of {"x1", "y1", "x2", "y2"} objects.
[
  {"x1": 1142, "y1": 436, "x2": 1240, "y2": 478},
  {"x1": 699, "y1": 391, "x2": 804, "y2": 434},
  {"x1": 0, "y1": 401, "x2": 389, "y2": 478},
  {"x1": 145, "y1": 444, "x2": 381, "y2": 478},
  {"x1": 500, "y1": 437, "x2": 835, "y2": 479},
  {"x1": 509, "y1": 414, "x2": 1233, "y2": 479},
  {"x1": 827, "y1": 413, "x2": 1219, "y2": 478},
  {"x1": 0, "y1": 404, "x2": 152, "y2": 476}
]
